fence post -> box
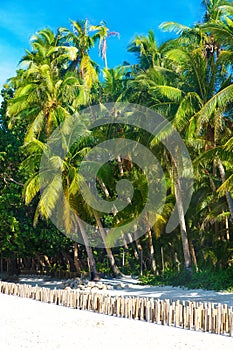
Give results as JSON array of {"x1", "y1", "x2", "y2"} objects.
[{"x1": 0, "y1": 281, "x2": 233, "y2": 337}]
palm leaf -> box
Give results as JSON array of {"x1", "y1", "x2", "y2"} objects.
[
  {"x1": 159, "y1": 21, "x2": 191, "y2": 35},
  {"x1": 23, "y1": 173, "x2": 40, "y2": 204},
  {"x1": 38, "y1": 173, "x2": 63, "y2": 219},
  {"x1": 150, "y1": 85, "x2": 183, "y2": 102},
  {"x1": 24, "y1": 110, "x2": 45, "y2": 143},
  {"x1": 196, "y1": 84, "x2": 233, "y2": 131},
  {"x1": 218, "y1": 175, "x2": 233, "y2": 194}
]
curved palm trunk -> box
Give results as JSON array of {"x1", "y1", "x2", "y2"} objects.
[
  {"x1": 74, "y1": 213, "x2": 98, "y2": 281},
  {"x1": 95, "y1": 177, "x2": 122, "y2": 276},
  {"x1": 172, "y1": 159, "x2": 192, "y2": 269},
  {"x1": 217, "y1": 159, "x2": 233, "y2": 222},
  {"x1": 94, "y1": 211, "x2": 122, "y2": 276}
]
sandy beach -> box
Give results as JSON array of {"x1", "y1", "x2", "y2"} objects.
[
  {"x1": 1, "y1": 290, "x2": 233, "y2": 350},
  {"x1": 17, "y1": 275, "x2": 233, "y2": 306}
]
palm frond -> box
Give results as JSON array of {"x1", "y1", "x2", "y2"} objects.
[
  {"x1": 23, "y1": 173, "x2": 40, "y2": 204},
  {"x1": 24, "y1": 111, "x2": 45, "y2": 143},
  {"x1": 223, "y1": 136, "x2": 233, "y2": 152},
  {"x1": 150, "y1": 85, "x2": 183, "y2": 102},
  {"x1": 38, "y1": 173, "x2": 63, "y2": 219},
  {"x1": 80, "y1": 55, "x2": 98, "y2": 89},
  {"x1": 218, "y1": 174, "x2": 233, "y2": 194},
  {"x1": 175, "y1": 92, "x2": 203, "y2": 130},
  {"x1": 159, "y1": 21, "x2": 191, "y2": 35},
  {"x1": 196, "y1": 84, "x2": 233, "y2": 131}
]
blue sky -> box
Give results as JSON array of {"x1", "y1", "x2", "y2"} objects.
[{"x1": 0, "y1": 0, "x2": 203, "y2": 90}]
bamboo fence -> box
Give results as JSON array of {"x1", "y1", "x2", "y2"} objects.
[{"x1": 0, "y1": 281, "x2": 233, "y2": 337}]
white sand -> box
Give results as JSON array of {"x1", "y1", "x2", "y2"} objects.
[
  {"x1": 18, "y1": 275, "x2": 233, "y2": 306},
  {"x1": 0, "y1": 293, "x2": 233, "y2": 350}
]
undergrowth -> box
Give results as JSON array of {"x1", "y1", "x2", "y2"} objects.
[{"x1": 139, "y1": 268, "x2": 233, "y2": 292}]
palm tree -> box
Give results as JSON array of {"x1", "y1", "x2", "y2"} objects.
[
  {"x1": 201, "y1": 0, "x2": 232, "y2": 22},
  {"x1": 7, "y1": 29, "x2": 82, "y2": 143},
  {"x1": 7, "y1": 23, "x2": 125, "y2": 278},
  {"x1": 22, "y1": 128, "x2": 100, "y2": 280},
  {"x1": 127, "y1": 32, "x2": 193, "y2": 269},
  {"x1": 159, "y1": 24, "x2": 233, "y2": 220},
  {"x1": 6, "y1": 26, "x2": 100, "y2": 279},
  {"x1": 90, "y1": 21, "x2": 120, "y2": 69},
  {"x1": 128, "y1": 14, "x2": 233, "y2": 267},
  {"x1": 159, "y1": 0, "x2": 233, "y2": 58},
  {"x1": 58, "y1": 20, "x2": 99, "y2": 90},
  {"x1": 202, "y1": 2, "x2": 233, "y2": 49},
  {"x1": 102, "y1": 65, "x2": 131, "y2": 102},
  {"x1": 128, "y1": 30, "x2": 162, "y2": 70},
  {"x1": 23, "y1": 108, "x2": 125, "y2": 278},
  {"x1": 217, "y1": 137, "x2": 233, "y2": 211}
]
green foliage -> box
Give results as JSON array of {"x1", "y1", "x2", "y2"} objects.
[
  {"x1": 140, "y1": 268, "x2": 233, "y2": 291},
  {"x1": 0, "y1": 2, "x2": 233, "y2": 282}
]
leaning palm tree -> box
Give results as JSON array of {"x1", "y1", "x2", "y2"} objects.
[
  {"x1": 22, "y1": 109, "x2": 125, "y2": 278},
  {"x1": 22, "y1": 132, "x2": 100, "y2": 280}
]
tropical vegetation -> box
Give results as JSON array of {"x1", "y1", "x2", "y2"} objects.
[{"x1": 0, "y1": 1, "x2": 233, "y2": 290}]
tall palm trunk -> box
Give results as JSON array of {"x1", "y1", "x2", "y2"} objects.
[
  {"x1": 147, "y1": 228, "x2": 157, "y2": 274},
  {"x1": 74, "y1": 213, "x2": 98, "y2": 280},
  {"x1": 104, "y1": 52, "x2": 108, "y2": 70},
  {"x1": 190, "y1": 241, "x2": 198, "y2": 271},
  {"x1": 94, "y1": 211, "x2": 121, "y2": 276},
  {"x1": 117, "y1": 155, "x2": 124, "y2": 176},
  {"x1": 95, "y1": 177, "x2": 122, "y2": 275},
  {"x1": 73, "y1": 242, "x2": 81, "y2": 275},
  {"x1": 172, "y1": 158, "x2": 192, "y2": 269}
]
